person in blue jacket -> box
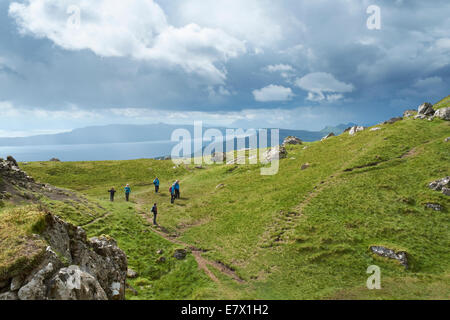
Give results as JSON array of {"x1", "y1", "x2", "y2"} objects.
[
  {"x1": 170, "y1": 185, "x2": 176, "y2": 204},
  {"x1": 153, "y1": 177, "x2": 160, "y2": 193},
  {"x1": 124, "y1": 184, "x2": 131, "y2": 201},
  {"x1": 174, "y1": 180, "x2": 180, "y2": 199}
]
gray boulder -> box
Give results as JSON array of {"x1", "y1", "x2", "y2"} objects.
[
  {"x1": 47, "y1": 265, "x2": 107, "y2": 300},
  {"x1": 321, "y1": 133, "x2": 335, "y2": 141},
  {"x1": 348, "y1": 126, "x2": 365, "y2": 135},
  {"x1": 18, "y1": 263, "x2": 55, "y2": 300},
  {"x1": 434, "y1": 107, "x2": 450, "y2": 121},
  {"x1": 414, "y1": 114, "x2": 427, "y2": 120},
  {"x1": 442, "y1": 187, "x2": 450, "y2": 196},
  {"x1": 261, "y1": 146, "x2": 287, "y2": 163},
  {"x1": 403, "y1": 109, "x2": 416, "y2": 118},
  {"x1": 9, "y1": 214, "x2": 127, "y2": 300},
  {"x1": 282, "y1": 136, "x2": 303, "y2": 146},
  {"x1": 425, "y1": 203, "x2": 443, "y2": 211},
  {"x1": 211, "y1": 152, "x2": 227, "y2": 163},
  {"x1": 301, "y1": 163, "x2": 310, "y2": 170},
  {"x1": 173, "y1": 249, "x2": 187, "y2": 260},
  {"x1": 383, "y1": 117, "x2": 403, "y2": 125},
  {"x1": 418, "y1": 102, "x2": 435, "y2": 115},
  {"x1": 370, "y1": 246, "x2": 408, "y2": 268},
  {"x1": 428, "y1": 177, "x2": 450, "y2": 191},
  {"x1": 0, "y1": 291, "x2": 18, "y2": 300},
  {"x1": 127, "y1": 268, "x2": 138, "y2": 279}
]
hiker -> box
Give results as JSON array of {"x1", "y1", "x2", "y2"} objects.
[
  {"x1": 170, "y1": 185, "x2": 176, "y2": 204},
  {"x1": 108, "y1": 187, "x2": 116, "y2": 202},
  {"x1": 153, "y1": 177, "x2": 160, "y2": 193},
  {"x1": 174, "y1": 180, "x2": 180, "y2": 199},
  {"x1": 151, "y1": 203, "x2": 158, "y2": 225},
  {"x1": 124, "y1": 184, "x2": 131, "y2": 201}
]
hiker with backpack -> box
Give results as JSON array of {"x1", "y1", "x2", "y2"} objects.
[
  {"x1": 153, "y1": 177, "x2": 160, "y2": 193},
  {"x1": 174, "y1": 180, "x2": 180, "y2": 199},
  {"x1": 108, "y1": 187, "x2": 116, "y2": 202},
  {"x1": 170, "y1": 185, "x2": 176, "y2": 204},
  {"x1": 124, "y1": 184, "x2": 131, "y2": 201},
  {"x1": 151, "y1": 203, "x2": 158, "y2": 225}
]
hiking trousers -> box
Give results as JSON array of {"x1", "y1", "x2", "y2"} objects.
[{"x1": 125, "y1": 193, "x2": 130, "y2": 201}]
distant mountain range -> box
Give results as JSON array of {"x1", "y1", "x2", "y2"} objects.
[{"x1": 0, "y1": 122, "x2": 358, "y2": 147}]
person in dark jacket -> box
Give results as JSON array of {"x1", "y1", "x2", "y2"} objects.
[
  {"x1": 153, "y1": 177, "x2": 160, "y2": 193},
  {"x1": 108, "y1": 187, "x2": 116, "y2": 202},
  {"x1": 151, "y1": 203, "x2": 158, "y2": 225},
  {"x1": 170, "y1": 185, "x2": 175, "y2": 204},
  {"x1": 124, "y1": 184, "x2": 131, "y2": 201},
  {"x1": 174, "y1": 180, "x2": 180, "y2": 199}
]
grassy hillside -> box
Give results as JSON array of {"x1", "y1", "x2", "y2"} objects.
[
  {"x1": 15, "y1": 115, "x2": 450, "y2": 300},
  {"x1": 434, "y1": 95, "x2": 450, "y2": 110}
]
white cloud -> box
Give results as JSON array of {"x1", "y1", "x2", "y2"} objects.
[
  {"x1": 436, "y1": 38, "x2": 450, "y2": 50},
  {"x1": 252, "y1": 85, "x2": 294, "y2": 102},
  {"x1": 9, "y1": 0, "x2": 246, "y2": 84},
  {"x1": 264, "y1": 64, "x2": 294, "y2": 73},
  {"x1": 295, "y1": 72, "x2": 354, "y2": 102},
  {"x1": 172, "y1": 0, "x2": 284, "y2": 48}
]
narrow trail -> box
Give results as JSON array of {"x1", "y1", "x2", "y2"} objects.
[
  {"x1": 135, "y1": 195, "x2": 244, "y2": 284},
  {"x1": 79, "y1": 210, "x2": 112, "y2": 227}
]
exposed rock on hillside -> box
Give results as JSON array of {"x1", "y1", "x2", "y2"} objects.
[
  {"x1": 418, "y1": 102, "x2": 435, "y2": 116},
  {"x1": 434, "y1": 107, "x2": 450, "y2": 120},
  {"x1": 0, "y1": 213, "x2": 127, "y2": 300},
  {"x1": 0, "y1": 156, "x2": 92, "y2": 206},
  {"x1": 383, "y1": 117, "x2": 403, "y2": 125},
  {"x1": 282, "y1": 136, "x2": 303, "y2": 146},
  {"x1": 429, "y1": 176, "x2": 450, "y2": 191},
  {"x1": 211, "y1": 152, "x2": 227, "y2": 163},
  {"x1": 370, "y1": 246, "x2": 408, "y2": 269},
  {"x1": 261, "y1": 146, "x2": 287, "y2": 163},
  {"x1": 403, "y1": 110, "x2": 416, "y2": 118},
  {"x1": 348, "y1": 126, "x2": 365, "y2": 135},
  {"x1": 321, "y1": 133, "x2": 335, "y2": 141}
]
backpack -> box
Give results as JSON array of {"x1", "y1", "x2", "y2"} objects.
[{"x1": 169, "y1": 186, "x2": 172, "y2": 193}]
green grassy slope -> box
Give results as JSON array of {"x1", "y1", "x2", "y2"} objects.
[
  {"x1": 434, "y1": 95, "x2": 450, "y2": 110},
  {"x1": 20, "y1": 116, "x2": 450, "y2": 300}
]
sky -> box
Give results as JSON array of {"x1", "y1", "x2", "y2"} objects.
[{"x1": 0, "y1": 0, "x2": 449, "y2": 137}]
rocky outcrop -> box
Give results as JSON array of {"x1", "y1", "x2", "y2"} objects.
[
  {"x1": 429, "y1": 177, "x2": 450, "y2": 196},
  {"x1": 0, "y1": 156, "x2": 35, "y2": 188},
  {"x1": 261, "y1": 146, "x2": 287, "y2": 163},
  {"x1": 418, "y1": 102, "x2": 435, "y2": 116},
  {"x1": 434, "y1": 107, "x2": 450, "y2": 121},
  {"x1": 370, "y1": 127, "x2": 381, "y2": 132},
  {"x1": 370, "y1": 246, "x2": 408, "y2": 269},
  {"x1": 282, "y1": 136, "x2": 303, "y2": 146},
  {"x1": 301, "y1": 163, "x2": 310, "y2": 170},
  {"x1": 348, "y1": 126, "x2": 365, "y2": 135},
  {"x1": 211, "y1": 152, "x2": 227, "y2": 163},
  {"x1": 0, "y1": 213, "x2": 127, "y2": 300},
  {"x1": 383, "y1": 117, "x2": 403, "y2": 125},
  {"x1": 321, "y1": 133, "x2": 335, "y2": 141},
  {"x1": 425, "y1": 203, "x2": 443, "y2": 211},
  {"x1": 403, "y1": 109, "x2": 416, "y2": 118}
]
